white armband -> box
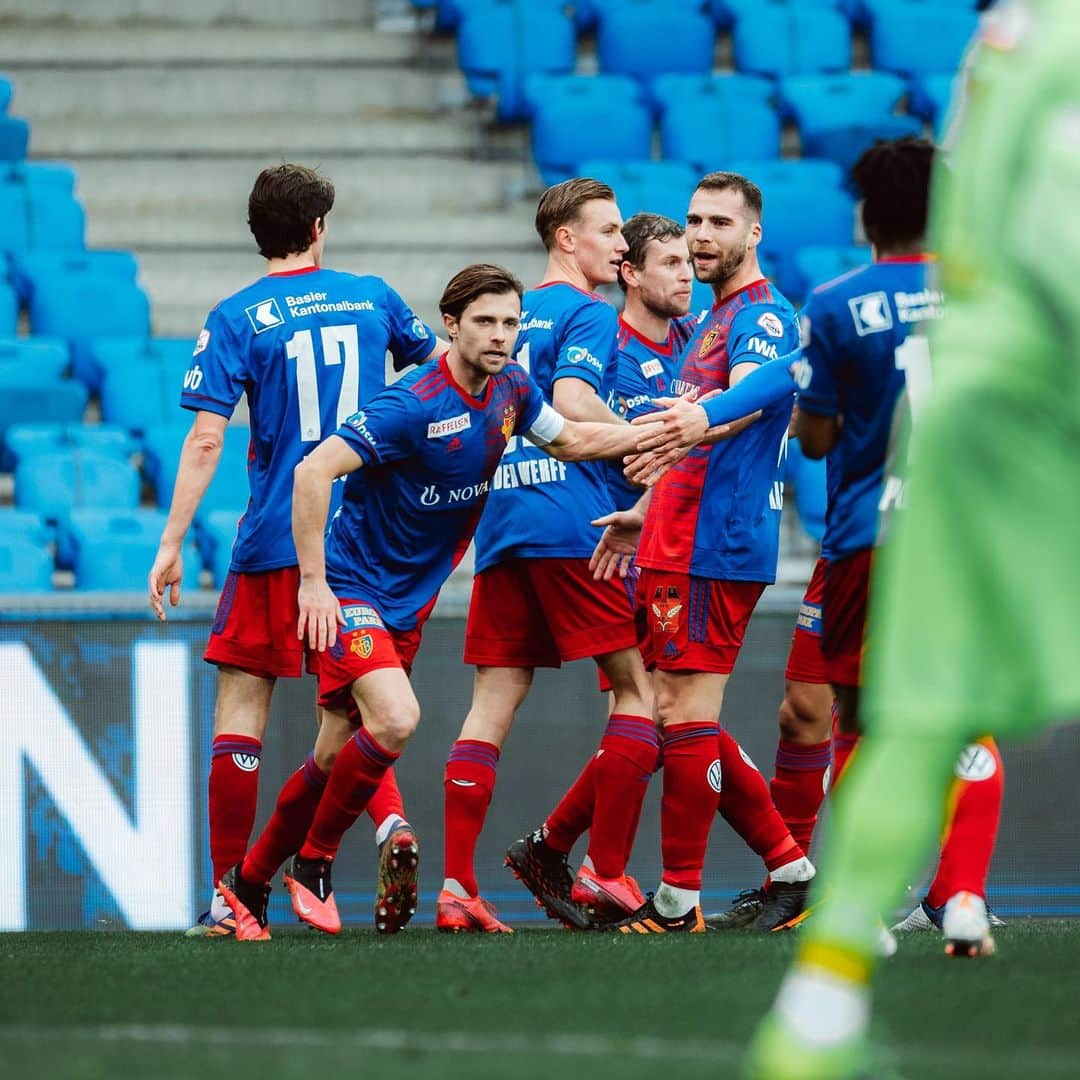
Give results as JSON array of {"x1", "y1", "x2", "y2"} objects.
[{"x1": 523, "y1": 402, "x2": 566, "y2": 447}]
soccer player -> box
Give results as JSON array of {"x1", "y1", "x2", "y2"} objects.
[
  {"x1": 441, "y1": 179, "x2": 661, "y2": 929},
  {"x1": 148, "y1": 163, "x2": 441, "y2": 936},
  {"x1": 217, "y1": 263, "x2": 671, "y2": 939},
  {"x1": 747, "y1": 2, "x2": 1076, "y2": 1072},
  {"x1": 593, "y1": 171, "x2": 817, "y2": 934}
]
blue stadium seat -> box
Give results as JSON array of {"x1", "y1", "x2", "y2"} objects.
[
  {"x1": 457, "y1": 1, "x2": 576, "y2": 121},
  {"x1": 790, "y1": 244, "x2": 872, "y2": 301},
  {"x1": 908, "y1": 72, "x2": 960, "y2": 132},
  {"x1": 0, "y1": 77, "x2": 10, "y2": 113},
  {"x1": 0, "y1": 116, "x2": 29, "y2": 161},
  {"x1": 29, "y1": 274, "x2": 151, "y2": 392},
  {"x1": 856, "y1": 0, "x2": 979, "y2": 30},
  {"x1": 652, "y1": 72, "x2": 775, "y2": 116},
  {"x1": 11, "y1": 248, "x2": 139, "y2": 304},
  {"x1": 91, "y1": 336, "x2": 194, "y2": 391},
  {"x1": 27, "y1": 190, "x2": 85, "y2": 250},
  {"x1": 779, "y1": 72, "x2": 907, "y2": 134},
  {"x1": 15, "y1": 449, "x2": 140, "y2": 520},
  {"x1": 5, "y1": 421, "x2": 135, "y2": 471},
  {"x1": 101, "y1": 362, "x2": 190, "y2": 436},
  {"x1": 871, "y1": 7, "x2": 978, "y2": 78},
  {"x1": 0, "y1": 336, "x2": 70, "y2": 381},
  {"x1": 0, "y1": 368, "x2": 87, "y2": 446},
  {"x1": 728, "y1": 159, "x2": 855, "y2": 298},
  {"x1": 596, "y1": 5, "x2": 716, "y2": 85},
  {"x1": 577, "y1": 160, "x2": 698, "y2": 223},
  {"x1": 0, "y1": 508, "x2": 51, "y2": 549},
  {"x1": 0, "y1": 536, "x2": 53, "y2": 592},
  {"x1": 657, "y1": 87, "x2": 780, "y2": 172},
  {"x1": 198, "y1": 508, "x2": 240, "y2": 587},
  {"x1": 0, "y1": 180, "x2": 29, "y2": 256},
  {"x1": 65, "y1": 508, "x2": 200, "y2": 592},
  {"x1": 1, "y1": 160, "x2": 77, "y2": 195},
  {"x1": 733, "y1": 7, "x2": 851, "y2": 78},
  {"x1": 525, "y1": 76, "x2": 652, "y2": 186},
  {"x1": 143, "y1": 424, "x2": 251, "y2": 514},
  {"x1": 803, "y1": 116, "x2": 924, "y2": 176},
  {"x1": 0, "y1": 279, "x2": 14, "y2": 335}
]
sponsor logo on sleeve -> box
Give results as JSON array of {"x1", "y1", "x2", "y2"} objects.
[
  {"x1": 244, "y1": 297, "x2": 285, "y2": 334},
  {"x1": 345, "y1": 411, "x2": 377, "y2": 445},
  {"x1": 182, "y1": 364, "x2": 203, "y2": 391},
  {"x1": 193, "y1": 328, "x2": 210, "y2": 356},
  {"x1": 427, "y1": 412, "x2": 471, "y2": 439},
  {"x1": 565, "y1": 345, "x2": 604, "y2": 374},
  {"x1": 411, "y1": 317, "x2": 429, "y2": 339},
  {"x1": 747, "y1": 337, "x2": 779, "y2": 360},
  {"x1": 848, "y1": 292, "x2": 893, "y2": 336},
  {"x1": 757, "y1": 311, "x2": 784, "y2": 338},
  {"x1": 640, "y1": 358, "x2": 664, "y2": 379}
]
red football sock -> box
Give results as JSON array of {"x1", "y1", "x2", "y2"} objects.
[
  {"x1": 925, "y1": 738, "x2": 1005, "y2": 907},
  {"x1": 715, "y1": 729, "x2": 803, "y2": 871},
  {"x1": 769, "y1": 738, "x2": 831, "y2": 855},
  {"x1": 366, "y1": 767, "x2": 406, "y2": 830},
  {"x1": 831, "y1": 712, "x2": 860, "y2": 788},
  {"x1": 587, "y1": 714, "x2": 660, "y2": 879},
  {"x1": 544, "y1": 754, "x2": 599, "y2": 854},
  {"x1": 443, "y1": 740, "x2": 500, "y2": 897},
  {"x1": 660, "y1": 722, "x2": 721, "y2": 890},
  {"x1": 300, "y1": 728, "x2": 399, "y2": 861},
  {"x1": 242, "y1": 753, "x2": 328, "y2": 885},
  {"x1": 208, "y1": 733, "x2": 262, "y2": 887}
]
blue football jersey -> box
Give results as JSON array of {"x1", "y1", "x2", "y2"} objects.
[
  {"x1": 325, "y1": 356, "x2": 551, "y2": 630},
  {"x1": 797, "y1": 256, "x2": 944, "y2": 558},
  {"x1": 473, "y1": 281, "x2": 621, "y2": 571},
  {"x1": 608, "y1": 313, "x2": 699, "y2": 511},
  {"x1": 636, "y1": 279, "x2": 800, "y2": 583},
  {"x1": 180, "y1": 267, "x2": 436, "y2": 573}
]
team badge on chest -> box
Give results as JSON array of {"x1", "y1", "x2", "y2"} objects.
[
  {"x1": 500, "y1": 404, "x2": 516, "y2": 441},
  {"x1": 698, "y1": 328, "x2": 720, "y2": 357}
]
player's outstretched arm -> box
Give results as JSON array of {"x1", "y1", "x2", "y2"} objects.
[
  {"x1": 292, "y1": 435, "x2": 362, "y2": 652},
  {"x1": 540, "y1": 412, "x2": 666, "y2": 465},
  {"x1": 149, "y1": 410, "x2": 228, "y2": 620}
]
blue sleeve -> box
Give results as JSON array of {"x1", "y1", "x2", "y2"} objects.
[
  {"x1": 701, "y1": 349, "x2": 800, "y2": 428},
  {"x1": 180, "y1": 305, "x2": 247, "y2": 418},
  {"x1": 614, "y1": 350, "x2": 659, "y2": 422},
  {"x1": 553, "y1": 299, "x2": 617, "y2": 391},
  {"x1": 727, "y1": 303, "x2": 797, "y2": 369},
  {"x1": 335, "y1": 385, "x2": 419, "y2": 466},
  {"x1": 511, "y1": 366, "x2": 546, "y2": 433},
  {"x1": 382, "y1": 282, "x2": 438, "y2": 371},
  {"x1": 794, "y1": 293, "x2": 840, "y2": 417}
]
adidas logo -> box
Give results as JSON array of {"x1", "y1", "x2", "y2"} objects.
[
  {"x1": 663, "y1": 641, "x2": 680, "y2": 658},
  {"x1": 447, "y1": 436, "x2": 463, "y2": 453}
]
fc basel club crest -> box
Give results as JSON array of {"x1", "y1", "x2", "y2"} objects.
[
  {"x1": 350, "y1": 633, "x2": 374, "y2": 659},
  {"x1": 500, "y1": 404, "x2": 516, "y2": 441},
  {"x1": 652, "y1": 585, "x2": 683, "y2": 633},
  {"x1": 698, "y1": 328, "x2": 720, "y2": 358}
]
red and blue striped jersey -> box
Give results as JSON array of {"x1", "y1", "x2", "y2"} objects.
[
  {"x1": 636, "y1": 278, "x2": 799, "y2": 583},
  {"x1": 326, "y1": 355, "x2": 549, "y2": 631}
]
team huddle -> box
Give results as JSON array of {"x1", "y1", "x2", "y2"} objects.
[{"x1": 149, "y1": 146, "x2": 1002, "y2": 946}]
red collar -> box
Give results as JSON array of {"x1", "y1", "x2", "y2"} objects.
[
  {"x1": 713, "y1": 277, "x2": 770, "y2": 309},
  {"x1": 440, "y1": 353, "x2": 492, "y2": 410},
  {"x1": 618, "y1": 315, "x2": 676, "y2": 356},
  {"x1": 267, "y1": 265, "x2": 320, "y2": 277},
  {"x1": 875, "y1": 253, "x2": 936, "y2": 264}
]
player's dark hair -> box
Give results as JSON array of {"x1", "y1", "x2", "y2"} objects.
[
  {"x1": 617, "y1": 213, "x2": 685, "y2": 293},
  {"x1": 535, "y1": 177, "x2": 618, "y2": 251},
  {"x1": 852, "y1": 137, "x2": 935, "y2": 252},
  {"x1": 247, "y1": 163, "x2": 335, "y2": 260},
  {"x1": 695, "y1": 172, "x2": 763, "y2": 221},
  {"x1": 439, "y1": 263, "x2": 524, "y2": 321}
]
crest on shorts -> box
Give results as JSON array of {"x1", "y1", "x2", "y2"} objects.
[
  {"x1": 698, "y1": 328, "x2": 720, "y2": 358},
  {"x1": 350, "y1": 633, "x2": 374, "y2": 659},
  {"x1": 500, "y1": 404, "x2": 516, "y2": 441},
  {"x1": 651, "y1": 585, "x2": 682, "y2": 633}
]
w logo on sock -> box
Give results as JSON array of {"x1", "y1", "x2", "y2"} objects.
[{"x1": 232, "y1": 753, "x2": 260, "y2": 772}]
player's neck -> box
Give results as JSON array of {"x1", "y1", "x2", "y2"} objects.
[
  {"x1": 540, "y1": 254, "x2": 599, "y2": 295},
  {"x1": 446, "y1": 347, "x2": 489, "y2": 399},
  {"x1": 711, "y1": 259, "x2": 765, "y2": 305},
  {"x1": 621, "y1": 295, "x2": 671, "y2": 345},
  {"x1": 265, "y1": 251, "x2": 320, "y2": 276},
  {"x1": 873, "y1": 239, "x2": 927, "y2": 260}
]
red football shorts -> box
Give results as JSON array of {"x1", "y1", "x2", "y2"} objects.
[
  {"x1": 315, "y1": 596, "x2": 428, "y2": 712},
  {"x1": 784, "y1": 557, "x2": 828, "y2": 684},
  {"x1": 636, "y1": 568, "x2": 765, "y2": 675},
  {"x1": 464, "y1": 557, "x2": 638, "y2": 668},
  {"x1": 205, "y1": 567, "x2": 314, "y2": 680},
  {"x1": 822, "y1": 548, "x2": 873, "y2": 688}
]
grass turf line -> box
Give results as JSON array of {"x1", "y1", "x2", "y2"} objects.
[{"x1": 2, "y1": 921, "x2": 1078, "y2": 1079}]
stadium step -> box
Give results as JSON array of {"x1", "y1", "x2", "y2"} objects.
[{"x1": 0, "y1": 0, "x2": 380, "y2": 25}]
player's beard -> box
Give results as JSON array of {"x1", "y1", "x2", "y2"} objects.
[
  {"x1": 694, "y1": 243, "x2": 749, "y2": 288},
  {"x1": 641, "y1": 286, "x2": 691, "y2": 321}
]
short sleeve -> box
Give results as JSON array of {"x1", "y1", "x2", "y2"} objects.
[
  {"x1": 514, "y1": 369, "x2": 552, "y2": 435},
  {"x1": 553, "y1": 298, "x2": 618, "y2": 391},
  {"x1": 335, "y1": 385, "x2": 419, "y2": 467},
  {"x1": 614, "y1": 352, "x2": 660, "y2": 421},
  {"x1": 794, "y1": 293, "x2": 840, "y2": 417},
  {"x1": 180, "y1": 305, "x2": 248, "y2": 418},
  {"x1": 382, "y1": 282, "x2": 438, "y2": 371},
  {"x1": 727, "y1": 304, "x2": 795, "y2": 370}
]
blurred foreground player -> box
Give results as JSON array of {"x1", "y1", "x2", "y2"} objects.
[
  {"x1": 219, "y1": 264, "x2": 671, "y2": 939},
  {"x1": 148, "y1": 164, "x2": 440, "y2": 935},
  {"x1": 749, "y1": 3, "x2": 1080, "y2": 1075}
]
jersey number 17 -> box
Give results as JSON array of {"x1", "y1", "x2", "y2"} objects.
[{"x1": 286, "y1": 324, "x2": 361, "y2": 443}]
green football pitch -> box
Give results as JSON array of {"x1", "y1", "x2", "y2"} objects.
[{"x1": 2, "y1": 923, "x2": 1078, "y2": 1080}]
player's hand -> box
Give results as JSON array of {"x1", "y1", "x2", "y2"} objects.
[
  {"x1": 632, "y1": 395, "x2": 712, "y2": 453},
  {"x1": 589, "y1": 509, "x2": 644, "y2": 581},
  {"x1": 148, "y1": 542, "x2": 183, "y2": 621},
  {"x1": 623, "y1": 443, "x2": 691, "y2": 487},
  {"x1": 297, "y1": 576, "x2": 346, "y2": 652}
]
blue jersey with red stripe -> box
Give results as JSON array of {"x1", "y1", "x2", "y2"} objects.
[
  {"x1": 636, "y1": 279, "x2": 799, "y2": 583},
  {"x1": 796, "y1": 256, "x2": 943, "y2": 558},
  {"x1": 608, "y1": 313, "x2": 700, "y2": 511},
  {"x1": 326, "y1": 355, "x2": 548, "y2": 631},
  {"x1": 180, "y1": 266, "x2": 437, "y2": 574},
  {"x1": 473, "y1": 281, "x2": 620, "y2": 571}
]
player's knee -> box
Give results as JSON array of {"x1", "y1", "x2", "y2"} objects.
[
  {"x1": 777, "y1": 688, "x2": 831, "y2": 743},
  {"x1": 367, "y1": 699, "x2": 421, "y2": 749},
  {"x1": 652, "y1": 682, "x2": 688, "y2": 728}
]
